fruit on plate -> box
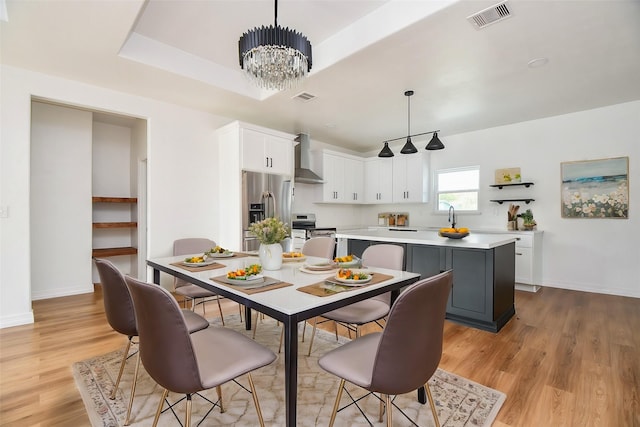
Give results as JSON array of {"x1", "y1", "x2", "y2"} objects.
[
  {"x1": 227, "y1": 264, "x2": 262, "y2": 280},
  {"x1": 334, "y1": 254, "x2": 354, "y2": 263},
  {"x1": 337, "y1": 268, "x2": 369, "y2": 280},
  {"x1": 283, "y1": 252, "x2": 304, "y2": 258},
  {"x1": 210, "y1": 246, "x2": 230, "y2": 254},
  {"x1": 185, "y1": 256, "x2": 206, "y2": 263},
  {"x1": 439, "y1": 227, "x2": 469, "y2": 234}
]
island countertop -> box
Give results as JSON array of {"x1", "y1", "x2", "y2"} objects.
[{"x1": 336, "y1": 228, "x2": 517, "y2": 250}]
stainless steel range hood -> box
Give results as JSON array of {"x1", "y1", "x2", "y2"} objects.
[{"x1": 294, "y1": 133, "x2": 324, "y2": 184}]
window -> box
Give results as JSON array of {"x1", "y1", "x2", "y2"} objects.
[{"x1": 435, "y1": 166, "x2": 480, "y2": 212}]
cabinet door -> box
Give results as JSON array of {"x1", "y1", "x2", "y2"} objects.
[
  {"x1": 364, "y1": 158, "x2": 393, "y2": 203},
  {"x1": 344, "y1": 157, "x2": 364, "y2": 203},
  {"x1": 392, "y1": 153, "x2": 428, "y2": 203},
  {"x1": 407, "y1": 244, "x2": 443, "y2": 279},
  {"x1": 322, "y1": 152, "x2": 345, "y2": 202},
  {"x1": 242, "y1": 128, "x2": 292, "y2": 175},
  {"x1": 446, "y1": 248, "x2": 492, "y2": 321},
  {"x1": 265, "y1": 134, "x2": 293, "y2": 175},
  {"x1": 515, "y1": 246, "x2": 533, "y2": 284}
]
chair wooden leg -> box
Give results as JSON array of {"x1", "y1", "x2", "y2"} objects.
[
  {"x1": 247, "y1": 373, "x2": 266, "y2": 427},
  {"x1": 216, "y1": 385, "x2": 225, "y2": 413},
  {"x1": 252, "y1": 312, "x2": 259, "y2": 339},
  {"x1": 425, "y1": 382, "x2": 440, "y2": 427},
  {"x1": 152, "y1": 388, "x2": 169, "y2": 427},
  {"x1": 124, "y1": 350, "x2": 141, "y2": 425},
  {"x1": 110, "y1": 338, "x2": 132, "y2": 399},
  {"x1": 307, "y1": 317, "x2": 319, "y2": 356},
  {"x1": 379, "y1": 393, "x2": 385, "y2": 422},
  {"x1": 301, "y1": 320, "x2": 307, "y2": 342},
  {"x1": 185, "y1": 394, "x2": 192, "y2": 427},
  {"x1": 385, "y1": 393, "x2": 393, "y2": 426},
  {"x1": 328, "y1": 378, "x2": 345, "y2": 427},
  {"x1": 238, "y1": 303, "x2": 244, "y2": 322},
  {"x1": 278, "y1": 325, "x2": 284, "y2": 353},
  {"x1": 215, "y1": 296, "x2": 225, "y2": 326}
]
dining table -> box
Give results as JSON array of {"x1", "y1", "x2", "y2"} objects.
[{"x1": 147, "y1": 253, "x2": 421, "y2": 427}]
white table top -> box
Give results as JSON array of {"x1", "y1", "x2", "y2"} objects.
[
  {"x1": 147, "y1": 254, "x2": 421, "y2": 317},
  {"x1": 336, "y1": 228, "x2": 517, "y2": 249}
]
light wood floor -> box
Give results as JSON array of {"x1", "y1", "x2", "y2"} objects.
[{"x1": 1, "y1": 286, "x2": 638, "y2": 426}]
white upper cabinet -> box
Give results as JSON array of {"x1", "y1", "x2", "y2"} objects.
[
  {"x1": 322, "y1": 150, "x2": 364, "y2": 203},
  {"x1": 241, "y1": 127, "x2": 293, "y2": 176},
  {"x1": 392, "y1": 152, "x2": 430, "y2": 203},
  {"x1": 364, "y1": 157, "x2": 393, "y2": 204}
]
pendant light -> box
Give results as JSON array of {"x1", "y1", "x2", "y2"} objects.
[
  {"x1": 400, "y1": 90, "x2": 418, "y2": 154},
  {"x1": 425, "y1": 132, "x2": 445, "y2": 150},
  {"x1": 378, "y1": 141, "x2": 394, "y2": 157},
  {"x1": 377, "y1": 89, "x2": 445, "y2": 157}
]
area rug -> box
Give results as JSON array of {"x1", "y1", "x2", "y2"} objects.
[{"x1": 72, "y1": 315, "x2": 505, "y2": 426}]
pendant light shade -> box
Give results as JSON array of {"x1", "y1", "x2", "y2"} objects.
[
  {"x1": 425, "y1": 132, "x2": 445, "y2": 150},
  {"x1": 378, "y1": 142, "x2": 394, "y2": 158},
  {"x1": 400, "y1": 136, "x2": 417, "y2": 154}
]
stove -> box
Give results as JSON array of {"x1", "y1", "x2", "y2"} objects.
[{"x1": 291, "y1": 213, "x2": 337, "y2": 252}]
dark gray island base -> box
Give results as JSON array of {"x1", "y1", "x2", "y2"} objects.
[{"x1": 346, "y1": 235, "x2": 516, "y2": 333}]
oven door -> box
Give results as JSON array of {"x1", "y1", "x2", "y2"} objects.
[{"x1": 291, "y1": 229, "x2": 307, "y2": 252}]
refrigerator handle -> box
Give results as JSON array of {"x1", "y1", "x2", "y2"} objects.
[{"x1": 262, "y1": 191, "x2": 276, "y2": 218}]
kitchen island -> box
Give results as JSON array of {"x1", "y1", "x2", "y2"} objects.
[{"x1": 336, "y1": 229, "x2": 517, "y2": 332}]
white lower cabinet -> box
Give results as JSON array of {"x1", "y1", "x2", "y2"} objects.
[{"x1": 505, "y1": 232, "x2": 543, "y2": 292}]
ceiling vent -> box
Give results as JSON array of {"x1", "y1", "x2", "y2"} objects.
[
  {"x1": 292, "y1": 92, "x2": 317, "y2": 102},
  {"x1": 467, "y1": 1, "x2": 513, "y2": 29}
]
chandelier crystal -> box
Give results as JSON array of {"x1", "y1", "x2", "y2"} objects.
[{"x1": 239, "y1": 0, "x2": 312, "y2": 91}]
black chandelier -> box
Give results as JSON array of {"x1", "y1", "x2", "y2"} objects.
[
  {"x1": 378, "y1": 90, "x2": 445, "y2": 157},
  {"x1": 239, "y1": 0, "x2": 312, "y2": 91}
]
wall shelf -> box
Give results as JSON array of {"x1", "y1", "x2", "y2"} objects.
[
  {"x1": 92, "y1": 196, "x2": 137, "y2": 258},
  {"x1": 92, "y1": 247, "x2": 138, "y2": 257},
  {"x1": 489, "y1": 182, "x2": 534, "y2": 189},
  {"x1": 490, "y1": 198, "x2": 535, "y2": 204}
]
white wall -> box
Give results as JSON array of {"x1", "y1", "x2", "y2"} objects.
[
  {"x1": 295, "y1": 101, "x2": 640, "y2": 298},
  {"x1": 0, "y1": 65, "x2": 229, "y2": 328},
  {"x1": 30, "y1": 102, "x2": 93, "y2": 300}
]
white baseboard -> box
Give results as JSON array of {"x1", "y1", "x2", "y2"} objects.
[
  {"x1": 0, "y1": 311, "x2": 35, "y2": 328},
  {"x1": 31, "y1": 285, "x2": 94, "y2": 301},
  {"x1": 515, "y1": 283, "x2": 540, "y2": 292}
]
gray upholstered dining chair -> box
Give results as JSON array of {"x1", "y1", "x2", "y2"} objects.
[
  {"x1": 173, "y1": 238, "x2": 226, "y2": 323},
  {"x1": 302, "y1": 236, "x2": 336, "y2": 259},
  {"x1": 318, "y1": 270, "x2": 452, "y2": 427},
  {"x1": 124, "y1": 276, "x2": 277, "y2": 427},
  {"x1": 306, "y1": 244, "x2": 404, "y2": 356},
  {"x1": 94, "y1": 258, "x2": 209, "y2": 425}
]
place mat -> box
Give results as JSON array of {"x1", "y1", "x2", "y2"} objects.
[
  {"x1": 210, "y1": 275, "x2": 293, "y2": 295},
  {"x1": 297, "y1": 273, "x2": 394, "y2": 297},
  {"x1": 229, "y1": 252, "x2": 255, "y2": 258},
  {"x1": 169, "y1": 261, "x2": 226, "y2": 272}
]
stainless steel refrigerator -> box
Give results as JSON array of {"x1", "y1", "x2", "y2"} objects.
[{"x1": 242, "y1": 171, "x2": 293, "y2": 252}]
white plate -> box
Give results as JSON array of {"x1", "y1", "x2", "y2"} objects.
[
  {"x1": 302, "y1": 261, "x2": 336, "y2": 271},
  {"x1": 334, "y1": 271, "x2": 372, "y2": 285},
  {"x1": 283, "y1": 254, "x2": 306, "y2": 262},
  {"x1": 208, "y1": 252, "x2": 234, "y2": 258},
  {"x1": 182, "y1": 259, "x2": 216, "y2": 267},
  {"x1": 299, "y1": 267, "x2": 337, "y2": 275},
  {"x1": 226, "y1": 274, "x2": 264, "y2": 284},
  {"x1": 335, "y1": 259, "x2": 361, "y2": 268}
]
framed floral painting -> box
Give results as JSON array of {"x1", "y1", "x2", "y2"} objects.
[{"x1": 561, "y1": 157, "x2": 629, "y2": 218}]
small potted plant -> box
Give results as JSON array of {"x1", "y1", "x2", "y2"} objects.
[
  {"x1": 520, "y1": 209, "x2": 537, "y2": 230},
  {"x1": 249, "y1": 217, "x2": 290, "y2": 270}
]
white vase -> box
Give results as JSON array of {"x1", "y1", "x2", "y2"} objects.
[{"x1": 258, "y1": 243, "x2": 283, "y2": 270}]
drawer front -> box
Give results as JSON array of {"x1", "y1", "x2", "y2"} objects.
[{"x1": 503, "y1": 234, "x2": 533, "y2": 248}]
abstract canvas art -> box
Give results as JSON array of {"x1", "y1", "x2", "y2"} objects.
[{"x1": 561, "y1": 157, "x2": 629, "y2": 219}]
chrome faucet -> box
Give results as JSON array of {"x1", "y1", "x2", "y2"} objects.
[{"x1": 448, "y1": 205, "x2": 456, "y2": 229}]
